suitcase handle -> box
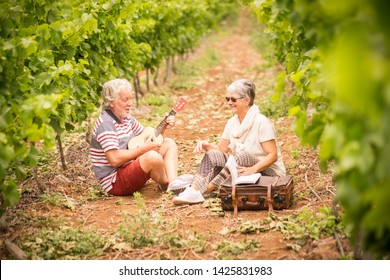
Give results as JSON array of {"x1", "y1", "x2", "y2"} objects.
[
  {"x1": 232, "y1": 176, "x2": 279, "y2": 216},
  {"x1": 241, "y1": 196, "x2": 266, "y2": 205},
  {"x1": 240, "y1": 194, "x2": 286, "y2": 206}
]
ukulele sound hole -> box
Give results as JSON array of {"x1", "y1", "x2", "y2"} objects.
[{"x1": 144, "y1": 135, "x2": 154, "y2": 143}]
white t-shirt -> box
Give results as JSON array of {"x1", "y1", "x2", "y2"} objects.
[{"x1": 221, "y1": 113, "x2": 286, "y2": 176}]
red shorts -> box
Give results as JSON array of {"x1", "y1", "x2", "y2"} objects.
[{"x1": 109, "y1": 159, "x2": 151, "y2": 196}]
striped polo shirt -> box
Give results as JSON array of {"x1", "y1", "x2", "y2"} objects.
[{"x1": 90, "y1": 110, "x2": 144, "y2": 192}]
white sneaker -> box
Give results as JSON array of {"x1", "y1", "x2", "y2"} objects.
[
  {"x1": 172, "y1": 187, "x2": 205, "y2": 205},
  {"x1": 177, "y1": 174, "x2": 194, "y2": 182},
  {"x1": 167, "y1": 174, "x2": 194, "y2": 194}
]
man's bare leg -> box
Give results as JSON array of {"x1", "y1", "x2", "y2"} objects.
[
  {"x1": 139, "y1": 151, "x2": 169, "y2": 187},
  {"x1": 159, "y1": 137, "x2": 178, "y2": 182}
]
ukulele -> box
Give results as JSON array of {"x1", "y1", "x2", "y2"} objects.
[{"x1": 127, "y1": 97, "x2": 187, "y2": 150}]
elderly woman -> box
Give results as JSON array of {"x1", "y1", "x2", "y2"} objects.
[
  {"x1": 172, "y1": 79, "x2": 286, "y2": 205},
  {"x1": 90, "y1": 78, "x2": 178, "y2": 196}
]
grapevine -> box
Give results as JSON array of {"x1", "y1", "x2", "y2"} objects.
[
  {"x1": 0, "y1": 0, "x2": 237, "y2": 216},
  {"x1": 244, "y1": 0, "x2": 390, "y2": 258}
]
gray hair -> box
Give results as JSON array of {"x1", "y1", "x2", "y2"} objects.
[
  {"x1": 227, "y1": 79, "x2": 256, "y2": 106},
  {"x1": 101, "y1": 78, "x2": 132, "y2": 109}
]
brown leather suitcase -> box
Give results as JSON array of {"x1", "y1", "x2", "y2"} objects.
[{"x1": 218, "y1": 175, "x2": 294, "y2": 216}]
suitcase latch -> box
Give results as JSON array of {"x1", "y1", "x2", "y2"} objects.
[
  {"x1": 222, "y1": 195, "x2": 232, "y2": 203},
  {"x1": 273, "y1": 193, "x2": 285, "y2": 203},
  {"x1": 258, "y1": 197, "x2": 265, "y2": 204}
]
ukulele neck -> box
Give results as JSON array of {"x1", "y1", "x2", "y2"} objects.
[{"x1": 155, "y1": 109, "x2": 176, "y2": 137}]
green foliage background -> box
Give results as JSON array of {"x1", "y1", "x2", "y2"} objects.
[
  {"x1": 0, "y1": 0, "x2": 236, "y2": 215},
  {"x1": 243, "y1": 0, "x2": 390, "y2": 258},
  {"x1": 2, "y1": 0, "x2": 390, "y2": 259}
]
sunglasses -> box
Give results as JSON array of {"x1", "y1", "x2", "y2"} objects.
[{"x1": 225, "y1": 96, "x2": 244, "y2": 102}]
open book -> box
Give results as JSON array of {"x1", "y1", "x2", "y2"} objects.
[{"x1": 225, "y1": 155, "x2": 261, "y2": 185}]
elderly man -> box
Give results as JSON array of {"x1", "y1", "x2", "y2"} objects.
[{"x1": 90, "y1": 78, "x2": 178, "y2": 195}]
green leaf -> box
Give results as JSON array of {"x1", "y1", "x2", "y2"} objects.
[
  {"x1": 1, "y1": 180, "x2": 20, "y2": 207},
  {"x1": 20, "y1": 36, "x2": 38, "y2": 57}
]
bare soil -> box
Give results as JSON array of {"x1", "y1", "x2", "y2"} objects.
[{"x1": 0, "y1": 11, "x2": 351, "y2": 260}]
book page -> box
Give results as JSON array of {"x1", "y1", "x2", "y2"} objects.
[
  {"x1": 225, "y1": 155, "x2": 261, "y2": 185},
  {"x1": 225, "y1": 155, "x2": 238, "y2": 185},
  {"x1": 236, "y1": 173, "x2": 261, "y2": 184}
]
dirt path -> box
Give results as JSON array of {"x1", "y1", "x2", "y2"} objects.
[
  {"x1": 1, "y1": 10, "x2": 349, "y2": 260},
  {"x1": 82, "y1": 12, "x2": 342, "y2": 259}
]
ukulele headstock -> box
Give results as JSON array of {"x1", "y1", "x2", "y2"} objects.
[{"x1": 173, "y1": 97, "x2": 187, "y2": 113}]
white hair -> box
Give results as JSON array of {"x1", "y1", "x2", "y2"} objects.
[
  {"x1": 227, "y1": 79, "x2": 256, "y2": 106},
  {"x1": 101, "y1": 78, "x2": 132, "y2": 109}
]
